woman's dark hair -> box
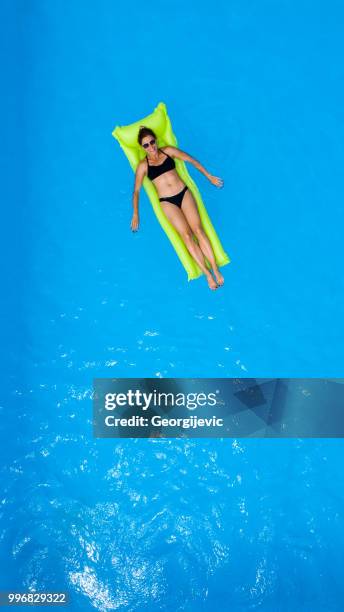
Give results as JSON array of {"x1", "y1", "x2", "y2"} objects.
[{"x1": 137, "y1": 125, "x2": 157, "y2": 145}]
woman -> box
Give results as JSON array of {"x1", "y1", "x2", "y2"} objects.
[{"x1": 131, "y1": 126, "x2": 224, "y2": 290}]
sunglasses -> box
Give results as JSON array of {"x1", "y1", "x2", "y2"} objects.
[{"x1": 142, "y1": 139, "x2": 156, "y2": 149}]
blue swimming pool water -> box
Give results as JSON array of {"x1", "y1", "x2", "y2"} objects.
[
  {"x1": 2, "y1": 434, "x2": 344, "y2": 611},
  {"x1": 2, "y1": 0, "x2": 344, "y2": 609}
]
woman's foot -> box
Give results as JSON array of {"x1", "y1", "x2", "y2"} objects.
[
  {"x1": 206, "y1": 273, "x2": 218, "y2": 290},
  {"x1": 213, "y1": 269, "x2": 224, "y2": 286}
]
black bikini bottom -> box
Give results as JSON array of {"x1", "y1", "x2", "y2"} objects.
[{"x1": 159, "y1": 185, "x2": 188, "y2": 209}]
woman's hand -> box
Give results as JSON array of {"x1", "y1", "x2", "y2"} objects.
[
  {"x1": 208, "y1": 174, "x2": 224, "y2": 188},
  {"x1": 131, "y1": 212, "x2": 139, "y2": 232}
]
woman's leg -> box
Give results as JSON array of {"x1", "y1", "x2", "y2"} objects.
[
  {"x1": 161, "y1": 202, "x2": 218, "y2": 290},
  {"x1": 181, "y1": 190, "x2": 224, "y2": 286}
]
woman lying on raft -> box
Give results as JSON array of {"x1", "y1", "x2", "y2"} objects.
[{"x1": 131, "y1": 126, "x2": 225, "y2": 290}]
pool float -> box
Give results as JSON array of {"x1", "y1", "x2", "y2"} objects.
[{"x1": 112, "y1": 102, "x2": 230, "y2": 280}]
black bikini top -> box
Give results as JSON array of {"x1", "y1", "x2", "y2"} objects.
[{"x1": 146, "y1": 149, "x2": 175, "y2": 181}]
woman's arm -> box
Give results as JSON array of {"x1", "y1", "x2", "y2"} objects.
[
  {"x1": 131, "y1": 161, "x2": 146, "y2": 231},
  {"x1": 163, "y1": 146, "x2": 224, "y2": 187}
]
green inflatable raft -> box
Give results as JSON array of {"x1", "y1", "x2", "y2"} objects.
[{"x1": 112, "y1": 102, "x2": 230, "y2": 280}]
